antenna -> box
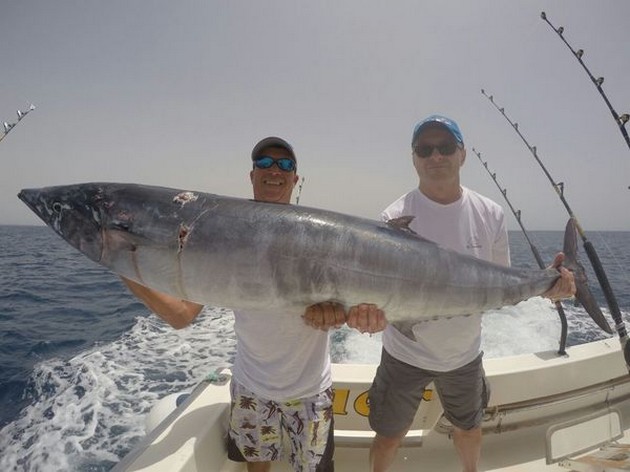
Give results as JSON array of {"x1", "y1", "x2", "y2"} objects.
[{"x1": 295, "y1": 176, "x2": 305, "y2": 205}]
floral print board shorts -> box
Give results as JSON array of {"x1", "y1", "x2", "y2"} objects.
[{"x1": 227, "y1": 379, "x2": 334, "y2": 472}]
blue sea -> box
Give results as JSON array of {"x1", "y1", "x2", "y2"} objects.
[{"x1": 1, "y1": 225, "x2": 629, "y2": 471}]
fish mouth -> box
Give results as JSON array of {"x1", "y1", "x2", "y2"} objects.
[
  {"x1": 17, "y1": 189, "x2": 37, "y2": 212},
  {"x1": 19, "y1": 187, "x2": 65, "y2": 221},
  {"x1": 18, "y1": 185, "x2": 105, "y2": 263},
  {"x1": 18, "y1": 188, "x2": 55, "y2": 226}
]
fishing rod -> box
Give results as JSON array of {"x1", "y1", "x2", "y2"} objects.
[
  {"x1": 472, "y1": 147, "x2": 568, "y2": 354},
  {"x1": 481, "y1": 89, "x2": 630, "y2": 366},
  {"x1": 0, "y1": 104, "x2": 36, "y2": 144},
  {"x1": 540, "y1": 12, "x2": 630, "y2": 155}
]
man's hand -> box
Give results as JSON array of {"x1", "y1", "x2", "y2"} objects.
[
  {"x1": 346, "y1": 303, "x2": 387, "y2": 334},
  {"x1": 303, "y1": 301, "x2": 346, "y2": 331},
  {"x1": 542, "y1": 252, "x2": 576, "y2": 302}
]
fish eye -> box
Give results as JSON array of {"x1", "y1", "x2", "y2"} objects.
[{"x1": 52, "y1": 202, "x2": 63, "y2": 213}]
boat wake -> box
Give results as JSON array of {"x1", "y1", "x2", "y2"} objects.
[{"x1": 0, "y1": 309, "x2": 235, "y2": 472}]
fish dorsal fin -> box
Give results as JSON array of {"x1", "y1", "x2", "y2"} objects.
[{"x1": 386, "y1": 216, "x2": 417, "y2": 235}]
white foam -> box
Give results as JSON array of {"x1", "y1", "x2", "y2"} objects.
[
  {"x1": 0, "y1": 308, "x2": 236, "y2": 471},
  {"x1": 482, "y1": 297, "x2": 614, "y2": 357},
  {"x1": 331, "y1": 326, "x2": 383, "y2": 364},
  {"x1": 482, "y1": 297, "x2": 563, "y2": 358}
]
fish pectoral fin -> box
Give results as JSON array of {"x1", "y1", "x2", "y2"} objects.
[{"x1": 103, "y1": 228, "x2": 147, "y2": 253}]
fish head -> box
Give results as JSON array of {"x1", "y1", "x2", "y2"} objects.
[{"x1": 18, "y1": 183, "x2": 106, "y2": 263}]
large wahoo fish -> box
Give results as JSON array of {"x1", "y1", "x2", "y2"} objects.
[{"x1": 18, "y1": 182, "x2": 611, "y2": 332}]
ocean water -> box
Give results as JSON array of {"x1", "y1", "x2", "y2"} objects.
[{"x1": 0, "y1": 225, "x2": 628, "y2": 471}]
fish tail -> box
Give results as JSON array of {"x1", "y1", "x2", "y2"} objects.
[{"x1": 562, "y1": 218, "x2": 613, "y2": 334}]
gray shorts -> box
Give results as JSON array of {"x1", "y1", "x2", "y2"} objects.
[{"x1": 368, "y1": 348, "x2": 490, "y2": 437}]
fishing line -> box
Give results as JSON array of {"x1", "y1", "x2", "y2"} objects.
[
  {"x1": 472, "y1": 147, "x2": 568, "y2": 354},
  {"x1": 540, "y1": 12, "x2": 630, "y2": 157},
  {"x1": 481, "y1": 89, "x2": 630, "y2": 368}
]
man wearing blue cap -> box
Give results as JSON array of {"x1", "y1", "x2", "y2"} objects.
[{"x1": 365, "y1": 116, "x2": 575, "y2": 471}]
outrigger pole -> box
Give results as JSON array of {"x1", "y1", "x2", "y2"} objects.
[
  {"x1": 480, "y1": 89, "x2": 630, "y2": 366},
  {"x1": 472, "y1": 148, "x2": 568, "y2": 354},
  {"x1": 0, "y1": 104, "x2": 36, "y2": 144},
  {"x1": 540, "y1": 12, "x2": 630, "y2": 155}
]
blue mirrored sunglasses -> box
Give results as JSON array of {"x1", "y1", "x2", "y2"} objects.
[{"x1": 253, "y1": 156, "x2": 296, "y2": 172}]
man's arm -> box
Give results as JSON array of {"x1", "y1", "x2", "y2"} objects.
[{"x1": 121, "y1": 277, "x2": 203, "y2": 329}]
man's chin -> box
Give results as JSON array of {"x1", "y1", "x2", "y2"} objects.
[{"x1": 258, "y1": 191, "x2": 291, "y2": 204}]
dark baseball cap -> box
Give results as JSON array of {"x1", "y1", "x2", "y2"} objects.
[{"x1": 251, "y1": 137, "x2": 296, "y2": 162}]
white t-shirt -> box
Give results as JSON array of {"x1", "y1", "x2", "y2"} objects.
[
  {"x1": 381, "y1": 186, "x2": 510, "y2": 372},
  {"x1": 231, "y1": 308, "x2": 332, "y2": 401}
]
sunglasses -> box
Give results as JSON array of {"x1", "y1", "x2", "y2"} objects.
[
  {"x1": 253, "y1": 156, "x2": 296, "y2": 172},
  {"x1": 413, "y1": 142, "x2": 459, "y2": 158}
]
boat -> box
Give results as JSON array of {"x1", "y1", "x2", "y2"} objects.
[{"x1": 112, "y1": 336, "x2": 630, "y2": 471}]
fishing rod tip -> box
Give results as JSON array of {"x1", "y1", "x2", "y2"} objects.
[{"x1": 540, "y1": 11, "x2": 546, "y2": 20}]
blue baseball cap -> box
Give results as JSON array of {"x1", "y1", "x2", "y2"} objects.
[{"x1": 411, "y1": 115, "x2": 464, "y2": 147}]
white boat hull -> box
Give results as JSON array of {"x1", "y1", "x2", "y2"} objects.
[{"x1": 113, "y1": 338, "x2": 630, "y2": 471}]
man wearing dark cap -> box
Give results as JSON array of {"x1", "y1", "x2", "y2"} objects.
[
  {"x1": 227, "y1": 136, "x2": 342, "y2": 472},
  {"x1": 365, "y1": 116, "x2": 575, "y2": 472},
  {"x1": 122, "y1": 136, "x2": 384, "y2": 472}
]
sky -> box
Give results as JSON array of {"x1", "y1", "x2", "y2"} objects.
[{"x1": 1, "y1": 0, "x2": 629, "y2": 230}]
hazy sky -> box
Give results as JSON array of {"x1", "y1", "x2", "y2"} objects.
[{"x1": 2, "y1": 0, "x2": 629, "y2": 230}]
